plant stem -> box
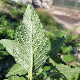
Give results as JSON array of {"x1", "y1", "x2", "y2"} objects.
[
  {"x1": 30, "y1": 41, "x2": 33, "y2": 80},
  {"x1": 30, "y1": 20, "x2": 33, "y2": 80}
]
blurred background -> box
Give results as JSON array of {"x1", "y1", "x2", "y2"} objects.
[{"x1": 0, "y1": 0, "x2": 80, "y2": 80}]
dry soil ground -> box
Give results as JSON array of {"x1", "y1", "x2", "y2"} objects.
[{"x1": 46, "y1": 6, "x2": 80, "y2": 34}]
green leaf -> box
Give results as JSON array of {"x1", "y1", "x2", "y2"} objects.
[
  {"x1": 13, "y1": 4, "x2": 51, "y2": 73},
  {"x1": 43, "y1": 72, "x2": 47, "y2": 77},
  {"x1": 48, "y1": 37, "x2": 65, "y2": 56},
  {"x1": 1, "y1": 51, "x2": 9, "y2": 56},
  {"x1": 0, "y1": 39, "x2": 14, "y2": 56},
  {"x1": 49, "y1": 56, "x2": 66, "y2": 66},
  {"x1": 74, "y1": 73, "x2": 79, "y2": 79},
  {"x1": 0, "y1": 30, "x2": 3, "y2": 34},
  {"x1": 43, "y1": 66, "x2": 51, "y2": 71},
  {"x1": 6, "y1": 63, "x2": 28, "y2": 77},
  {"x1": 62, "y1": 54, "x2": 73, "y2": 62},
  {"x1": 4, "y1": 76, "x2": 26, "y2": 80},
  {"x1": 44, "y1": 63, "x2": 80, "y2": 80},
  {"x1": 55, "y1": 64, "x2": 80, "y2": 79},
  {"x1": 74, "y1": 42, "x2": 80, "y2": 46}
]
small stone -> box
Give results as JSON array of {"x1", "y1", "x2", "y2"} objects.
[
  {"x1": 77, "y1": 48, "x2": 80, "y2": 52},
  {"x1": 42, "y1": 3, "x2": 50, "y2": 9},
  {"x1": 62, "y1": 59, "x2": 66, "y2": 62},
  {"x1": 78, "y1": 54, "x2": 80, "y2": 59}
]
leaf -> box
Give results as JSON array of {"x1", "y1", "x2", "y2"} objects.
[
  {"x1": 48, "y1": 37, "x2": 65, "y2": 56},
  {"x1": 49, "y1": 56, "x2": 66, "y2": 66},
  {"x1": 6, "y1": 63, "x2": 28, "y2": 77},
  {"x1": 55, "y1": 64, "x2": 80, "y2": 79},
  {"x1": 74, "y1": 42, "x2": 80, "y2": 46},
  {"x1": 13, "y1": 4, "x2": 51, "y2": 73},
  {"x1": 74, "y1": 73, "x2": 79, "y2": 79},
  {"x1": 44, "y1": 63, "x2": 80, "y2": 80},
  {"x1": 0, "y1": 39, "x2": 14, "y2": 56},
  {"x1": 62, "y1": 54, "x2": 73, "y2": 62},
  {"x1": 4, "y1": 76, "x2": 26, "y2": 80},
  {"x1": 43, "y1": 72, "x2": 47, "y2": 77},
  {"x1": 0, "y1": 51, "x2": 9, "y2": 57},
  {"x1": 43, "y1": 66, "x2": 51, "y2": 71}
]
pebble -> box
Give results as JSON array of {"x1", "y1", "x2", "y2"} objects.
[{"x1": 10, "y1": 0, "x2": 31, "y2": 3}]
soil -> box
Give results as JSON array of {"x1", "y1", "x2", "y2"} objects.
[{"x1": 46, "y1": 6, "x2": 80, "y2": 34}]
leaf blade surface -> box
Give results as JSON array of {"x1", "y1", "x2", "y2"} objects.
[
  {"x1": 13, "y1": 4, "x2": 51, "y2": 72},
  {"x1": 0, "y1": 39, "x2": 13, "y2": 55},
  {"x1": 6, "y1": 63, "x2": 28, "y2": 77}
]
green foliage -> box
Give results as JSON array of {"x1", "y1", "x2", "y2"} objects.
[
  {"x1": 10, "y1": 9, "x2": 23, "y2": 18},
  {"x1": 1, "y1": 0, "x2": 27, "y2": 16},
  {"x1": 13, "y1": 4, "x2": 51, "y2": 74},
  {"x1": 43, "y1": 66, "x2": 51, "y2": 71},
  {"x1": 74, "y1": 41, "x2": 80, "y2": 46},
  {"x1": 0, "y1": 44, "x2": 9, "y2": 59},
  {"x1": 49, "y1": 58, "x2": 80, "y2": 80},
  {"x1": 67, "y1": 73, "x2": 80, "y2": 80},
  {"x1": 0, "y1": 4, "x2": 80, "y2": 80},
  {"x1": 62, "y1": 54, "x2": 73, "y2": 62},
  {"x1": 0, "y1": 44, "x2": 5, "y2": 50},
  {"x1": 0, "y1": 51, "x2": 9, "y2": 56},
  {"x1": 1, "y1": 0, "x2": 27, "y2": 9},
  {"x1": 0, "y1": 13, "x2": 15, "y2": 39},
  {"x1": 15, "y1": 2, "x2": 27, "y2": 9},
  {"x1": 45, "y1": 29, "x2": 80, "y2": 55},
  {"x1": 0, "y1": 39, "x2": 14, "y2": 57},
  {"x1": 0, "y1": 28, "x2": 13, "y2": 39},
  {"x1": 0, "y1": 11, "x2": 20, "y2": 28},
  {"x1": 13, "y1": 2, "x2": 27, "y2": 9},
  {"x1": 65, "y1": 34, "x2": 78, "y2": 46},
  {"x1": 48, "y1": 37, "x2": 65, "y2": 56},
  {"x1": 73, "y1": 26, "x2": 77, "y2": 30},
  {"x1": 35, "y1": 8, "x2": 55, "y2": 26},
  {"x1": 73, "y1": 73, "x2": 79, "y2": 80},
  {"x1": 61, "y1": 45, "x2": 73, "y2": 54},
  {"x1": 4, "y1": 76, "x2": 27, "y2": 80},
  {"x1": 6, "y1": 29, "x2": 14, "y2": 39},
  {"x1": 21, "y1": 7, "x2": 26, "y2": 12},
  {"x1": 6, "y1": 63, "x2": 28, "y2": 77},
  {"x1": 0, "y1": 15, "x2": 8, "y2": 27},
  {"x1": 1, "y1": 0, "x2": 11, "y2": 4}
]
